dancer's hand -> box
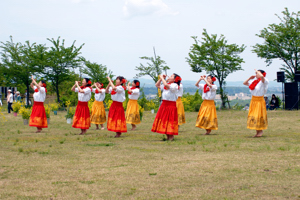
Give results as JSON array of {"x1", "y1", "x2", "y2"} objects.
[{"x1": 249, "y1": 75, "x2": 256, "y2": 80}]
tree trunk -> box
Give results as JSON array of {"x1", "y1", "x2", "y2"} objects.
[
  {"x1": 56, "y1": 83, "x2": 60, "y2": 103},
  {"x1": 219, "y1": 82, "x2": 226, "y2": 109},
  {"x1": 26, "y1": 85, "x2": 30, "y2": 106}
]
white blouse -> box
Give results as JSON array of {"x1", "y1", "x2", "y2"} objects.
[
  {"x1": 249, "y1": 78, "x2": 269, "y2": 97},
  {"x1": 92, "y1": 88, "x2": 105, "y2": 102},
  {"x1": 197, "y1": 84, "x2": 217, "y2": 100},
  {"x1": 109, "y1": 86, "x2": 126, "y2": 102},
  {"x1": 33, "y1": 86, "x2": 46, "y2": 102},
  {"x1": 75, "y1": 87, "x2": 92, "y2": 102},
  {"x1": 7, "y1": 94, "x2": 13, "y2": 103},
  {"x1": 128, "y1": 88, "x2": 140, "y2": 100},
  {"x1": 176, "y1": 83, "x2": 183, "y2": 98},
  {"x1": 160, "y1": 83, "x2": 179, "y2": 101}
]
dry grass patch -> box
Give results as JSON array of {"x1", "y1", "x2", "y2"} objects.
[{"x1": 0, "y1": 110, "x2": 299, "y2": 199}]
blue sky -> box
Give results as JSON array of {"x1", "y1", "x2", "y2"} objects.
[{"x1": 0, "y1": 0, "x2": 299, "y2": 83}]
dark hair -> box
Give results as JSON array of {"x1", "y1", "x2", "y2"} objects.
[
  {"x1": 96, "y1": 81, "x2": 104, "y2": 87},
  {"x1": 133, "y1": 80, "x2": 140, "y2": 88},
  {"x1": 173, "y1": 73, "x2": 181, "y2": 86},
  {"x1": 207, "y1": 75, "x2": 215, "y2": 84},
  {"x1": 116, "y1": 76, "x2": 125, "y2": 86},
  {"x1": 258, "y1": 69, "x2": 265, "y2": 74},
  {"x1": 84, "y1": 78, "x2": 91, "y2": 87},
  {"x1": 272, "y1": 94, "x2": 276, "y2": 98}
]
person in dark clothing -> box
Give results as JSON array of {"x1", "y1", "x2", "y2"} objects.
[{"x1": 269, "y1": 94, "x2": 279, "y2": 110}]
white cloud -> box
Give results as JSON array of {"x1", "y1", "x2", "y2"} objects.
[
  {"x1": 69, "y1": 0, "x2": 95, "y2": 3},
  {"x1": 123, "y1": 0, "x2": 178, "y2": 18}
]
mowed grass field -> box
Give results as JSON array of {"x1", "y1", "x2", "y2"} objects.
[{"x1": 0, "y1": 109, "x2": 299, "y2": 200}]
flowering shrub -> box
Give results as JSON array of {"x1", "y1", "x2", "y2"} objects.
[
  {"x1": 50, "y1": 103, "x2": 60, "y2": 111},
  {"x1": 105, "y1": 99, "x2": 113, "y2": 110},
  {"x1": 88, "y1": 99, "x2": 94, "y2": 113},
  {"x1": 139, "y1": 105, "x2": 144, "y2": 120},
  {"x1": 44, "y1": 105, "x2": 51, "y2": 118},
  {"x1": 19, "y1": 106, "x2": 32, "y2": 119},
  {"x1": 12, "y1": 102, "x2": 22, "y2": 113}
]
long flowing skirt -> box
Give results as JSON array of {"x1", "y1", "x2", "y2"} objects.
[
  {"x1": 176, "y1": 97, "x2": 186, "y2": 125},
  {"x1": 107, "y1": 101, "x2": 127, "y2": 132},
  {"x1": 247, "y1": 96, "x2": 268, "y2": 130},
  {"x1": 125, "y1": 99, "x2": 141, "y2": 124},
  {"x1": 195, "y1": 100, "x2": 218, "y2": 130},
  {"x1": 72, "y1": 101, "x2": 91, "y2": 129},
  {"x1": 91, "y1": 100, "x2": 106, "y2": 124},
  {"x1": 29, "y1": 101, "x2": 48, "y2": 128},
  {"x1": 151, "y1": 100, "x2": 178, "y2": 135}
]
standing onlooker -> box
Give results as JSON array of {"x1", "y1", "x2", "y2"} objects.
[
  {"x1": 0, "y1": 92, "x2": 2, "y2": 106},
  {"x1": 16, "y1": 91, "x2": 21, "y2": 102},
  {"x1": 270, "y1": 94, "x2": 279, "y2": 110},
  {"x1": 264, "y1": 96, "x2": 270, "y2": 110},
  {"x1": 7, "y1": 90, "x2": 14, "y2": 113},
  {"x1": 25, "y1": 89, "x2": 28, "y2": 105}
]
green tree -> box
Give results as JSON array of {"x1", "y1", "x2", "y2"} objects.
[
  {"x1": 135, "y1": 48, "x2": 170, "y2": 89},
  {"x1": 81, "y1": 61, "x2": 114, "y2": 86},
  {"x1": 187, "y1": 29, "x2": 246, "y2": 108},
  {"x1": 44, "y1": 37, "x2": 84, "y2": 102},
  {"x1": 0, "y1": 36, "x2": 46, "y2": 105},
  {"x1": 253, "y1": 8, "x2": 300, "y2": 82}
]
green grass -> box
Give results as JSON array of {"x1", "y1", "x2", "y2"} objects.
[{"x1": 0, "y1": 109, "x2": 299, "y2": 199}]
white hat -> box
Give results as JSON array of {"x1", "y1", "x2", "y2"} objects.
[{"x1": 8, "y1": 89, "x2": 11, "y2": 92}]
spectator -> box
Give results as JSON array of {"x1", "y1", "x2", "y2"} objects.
[
  {"x1": 7, "y1": 90, "x2": 13, "y2": 113},
  {"x1": 14, "y1": 91, "x2": 17, "y2": 102},
  {"x1": 0, "y1": 92, "x2": 2, "y2": 106},
  {"x1": 16, "y1": 91, "x2": 21, "y2": 102},
  {"x1": 270, "y1": 94, "x2": 279, "y2": 110},
  {"x1": 264, "y1": 96, "x2": 270, "y2": 110}
]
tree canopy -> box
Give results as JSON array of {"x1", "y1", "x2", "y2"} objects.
[{"x1": 253, "y1": 8, "x2": 300, "y2": 82}]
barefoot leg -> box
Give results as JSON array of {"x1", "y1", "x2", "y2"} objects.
[
  {"x1": 115, "y1": 132, "x2": 122, "y2": 138},
  {"x1": 205, "y1": 129, "x2": 211, "y2": 135},
  {"x1": 36, "y1": 127, "x2": 42, "y2": 133},
  {"x1": 131, "y1": 124, "x2": 136, "y2": 131},
  {"x1": 95, "y1": 124, "x2": 99, "y2": 130},
  {"x1": 168, "y1": 135, "x2": 174, "y2": 141},
  {"x1": 79, "y1": 129, "x2": 84, "y2": 135},
  {"x1": 100, "y1": 124, "x2": 105, "y2": 130}
]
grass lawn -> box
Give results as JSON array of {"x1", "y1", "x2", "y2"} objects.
[{"x1": 0, "y1": 108, "x2": 299, "y2": 199}]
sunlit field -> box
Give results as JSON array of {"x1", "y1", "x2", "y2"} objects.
[{"x1": 0, "y1": 108, "x2": 299, "y2": 199}]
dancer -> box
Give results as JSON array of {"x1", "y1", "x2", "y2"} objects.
[
  {"x1": 243, "y1": 69, "x2": 268, "y2": 137},
  {"x1": 106, "y1": 76, "x2": 127, "y2": 137},
  {"x1": 176, "y1": 82, "x2": 185, "y2": 127},
  {"x1": 7, "y1": 90, "x2": 13, "y2": 113},
  {"x1": 151, "y1": 73, "x2": 181, "y2": 141},
  {"x1": 126, "y1": 80, "x2": 141, "y2": 130},
  {"x1": 195, "y1": 75, "x2": 218, "y2": 135},
  {"x1": 91, "y1": 82, "x2": 106, "y2": 130},
  {"x1": 71, "y1": 78, "x2": 92, "y2": 135},
  {"x1": 29, "y1": 76, "x2": 48, "y2": 132}
]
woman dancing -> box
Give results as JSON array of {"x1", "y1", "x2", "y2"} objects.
[
  {"x1": 71, "y1": 78, "x2": 92, "y2": 135},
  {"x1": 243, "y1": 69, "x2": 268, "y2": 137},
  {"x1": 29, "y1": 75, "x2": 48, "y2": 132},
  {"x1": 126, "y1": 80, "x2": 141, "y2": 130},
  {"x1": 195, "y1": 75, "x2": 218, "y2": 135},
  {"x1": 151, "y1": 73, "x2": 181, "y2": 141},
  {"x1": 106, "y1": 76, "x2": 127, "y2": 137},
  {"x1": 91, "y1": 82, "x2": 106, "y2": 130}
]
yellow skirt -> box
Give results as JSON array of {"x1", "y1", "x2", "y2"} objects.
[
  {"x1": 176, "y1": 97, "x2": 186, "y2": 125},
  {"x1": 195, "y1": 100, "x2": 218, "y2": 130},
  {"x1": 90, "y1": 101, "x2": 106, "y2": 124},
  {"x1": 247, "y1": 96, "x2": 268, "y2": 130},
  {"x1": 125, "y1": 99, "x2": 141, "y2": 124}
]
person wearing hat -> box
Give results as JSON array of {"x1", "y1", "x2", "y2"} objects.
[
  {"x1": 16, "y1": 91, "x2": 21, "y2": 102},
  {"x1": 7, "y1": 89, "x2": 14, "y2": 113}
]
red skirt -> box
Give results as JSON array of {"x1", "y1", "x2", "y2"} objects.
[
  {"x1": 29, "y1": 101, "x2": 48, "y2": 128},
  {"x1": 151, "y1": 100, "x2": 178, "y2": 135},
  {"x1": 72, "y1": 101, "x2": 91, "y2": 129},
  {"x1": 107, "y1": 101, "x2": 127, "y2": 133}
]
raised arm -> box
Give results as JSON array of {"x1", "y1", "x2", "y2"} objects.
[
  {"x1": 243, "y1": 75, "x2": 256, "y2": 86},
  {"x1": 94, "y1": 83, "x2": 103, "y2": 93},
  {"x1": 160, "y1": 75, "x2": 169, "y2": 89},
  {"x1": 31, "y1": 75, "x2": 40, "y2": 90},
  {"x1": 127, "y1": 81, "x2": 133, "y2": 93},
  {"x1": 155, "y1": 77, "x2": 163, "y2": 89},
  {"x1": 255, "y1": 69, "x2": 265, "y2": 83},
  {"x1": 195, "y1": 76, "x2": 204, "y2": 87}
]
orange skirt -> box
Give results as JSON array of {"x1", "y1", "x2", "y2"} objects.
[
  {"x1": 195, "y1": 100, "x2": 218, "y2": 130},
  {"x1": 72, "y1": 101, "x2": 91, "y2": 129},
  {"x1": 247, "y1": 96, "x2": 268, "y2": 130},
  {"x1": 151, "y1": 100, "x2": 178, "y2": 135},
  {"x1": 125, "y1": 99, "x2": 141, "y2": 124},
  {"x1": 29, "y1": 101, "x2": 48, "y2": 128},
  {"x1": 176, "y1": 97, "x2": 186, "y2": 125},
  {"x1": 107, "y1": 101, "x2": 127, "y2": 133},
  {"x1": 91, "y1": 101, "x2": 106, "y2": 124}
]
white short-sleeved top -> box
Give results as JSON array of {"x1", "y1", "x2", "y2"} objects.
[
  {"x1": 109, "y1": 86, "x2": 126, "y2": 102},
  {"x1": 33, "y1": 86, "x2": 46, "y2": 102},
  {"x1": 176, "y1": 84, "x2": 183, "y2": 98},
  {"x1": 7, "y1": 94, "x2": 13, "y2": 103},
  {"x1": 197, "y1": 84, "x2": 217, "y2": 100},
  {"x1": 92, "y1": 88, "x2": 105, "y2": 102},
  {"x1": 128, "y1": 88, "x2": 140, "y2": 100},
  {"x1": 75, "y1": 87, "x2": 92, "y2": 102},
  {"x1": 160, "y1": 83, "x2": 179, "y2": 101},
  {"x1": 249, "y1": 78, "x2": 269, "y2": 97}
]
